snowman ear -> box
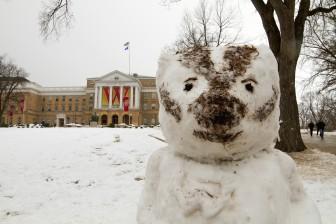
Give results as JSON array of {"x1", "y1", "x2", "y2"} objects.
[{"x1": 156, "y1": 51, "x2": 174, "y2": 86}]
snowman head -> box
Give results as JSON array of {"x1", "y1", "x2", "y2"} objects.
[{"x1": 157, "y1": 45, "x2": 280, "y2": 161}]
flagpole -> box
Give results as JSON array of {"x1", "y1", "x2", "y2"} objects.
[{"x1": 129, "y1": 43, "x2": 131, "y2": 75}]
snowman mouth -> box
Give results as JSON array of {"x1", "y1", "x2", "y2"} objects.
[{"x1": 193, "y1": 130, "x2": 243, "y2": 144}]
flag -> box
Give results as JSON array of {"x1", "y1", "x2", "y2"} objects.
[{"x1": 124, "y1": 41, "x2": 130, "y2": 50}]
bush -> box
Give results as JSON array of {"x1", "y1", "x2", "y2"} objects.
[
  {"x1": 108, "y1": 123, "x2": 115, "y2": 128},
  {"x1": 91, "y1": 114, "x2": 99, "y2": 122},
  {"x1": 0, "y1": 123, "x2": 8, "y2": 127}
]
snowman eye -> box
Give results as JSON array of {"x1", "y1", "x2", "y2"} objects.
[
  {"x1": 245, "y1": 83, "x2": 254, "y2": 93},
  {"x1": 183, "y1": 77, "x2": 197, "y2": 92},
  {"x1": 241, "y1": 78, "x2": 257, "y2": 93},
  {"x1": 184, "y1": 83, "x2": 193, "y2": 92}
]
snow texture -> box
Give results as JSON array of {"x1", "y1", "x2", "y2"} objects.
[
  {"x1": 137, "y1": 45, "x2": 321, "y2": 224},
  {"x1": 0, "y1": 128, "x2": 166, "y2": 224},
  {"x1": 0, "y1": 128, "x2": 334, "y2": 224}
]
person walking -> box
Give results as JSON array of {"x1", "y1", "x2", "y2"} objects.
[
  {"x1": 308, "y1": 121, "x2": 314, "y2": 137},
  {"x1": 316, "y1": 122, "x2": 320, "y2": 136},
  {"x1": 317, "y1": 120, "x2": 326, "y2": 139}
]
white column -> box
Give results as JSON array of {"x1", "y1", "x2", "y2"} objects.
[
  {"x1": 98, "y1": 86, "x2": 102, "y2": 109},
  {"x1": 94, "y1": 86, "x2": 98, "y2": 109},
  {"x1": 109, "y1": 86, "x2": 112, "y2": 109},
  {"x1": 120, "y1": 86, "x2": 123, "y2": 109},
  {"x1": 135, "y1": 87, "x2": 140, "y2": 109},
  {"x1": 130, "y1": 86, "x2": 134, "y2": 109}
]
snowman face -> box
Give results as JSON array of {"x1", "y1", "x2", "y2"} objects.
[{"x1": 157, "y1": 46, "x2": 280, "y2": 160}]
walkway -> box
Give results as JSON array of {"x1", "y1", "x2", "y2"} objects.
[{"x1": 302, "y1": 131, "x2": 336, "y2": 155}]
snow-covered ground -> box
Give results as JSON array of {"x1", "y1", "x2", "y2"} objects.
[{"x1": 0, "y1": 128, "x2": 335, "y2": 224}]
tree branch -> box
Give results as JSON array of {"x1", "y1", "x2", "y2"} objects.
[
  {"x1": 250, "y1": 0, "x2": 281, "y2": 57},
  {"x1": 308, "y1": 5, "x2": 336, "y2": 16}
]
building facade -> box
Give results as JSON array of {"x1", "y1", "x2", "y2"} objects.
[{"x1": 2, "y1": 71, "x2": 159, "y2": 127}]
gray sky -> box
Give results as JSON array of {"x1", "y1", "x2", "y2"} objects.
[{"x1": 0, "y1": 0, "x2": 309, "y2": 92}]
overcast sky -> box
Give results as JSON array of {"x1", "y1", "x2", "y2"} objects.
[{"x1": 0, "y1": 0, "x2": 309, "y2": 94}]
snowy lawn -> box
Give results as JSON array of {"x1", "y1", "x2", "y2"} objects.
[{"x1": 0, "y1": 128, "x2": 335, "y2": 224}]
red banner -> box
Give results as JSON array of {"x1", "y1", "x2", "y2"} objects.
[
  {"x1": 8, "y1": 105, "x2": 15, "y2": 117},
  {"x1": 102, "y1": 87, "x2": 110, "y2": 108},
  {"x1": 123, "y1": 97, "x2": 129, "y2": 112},
  {"x1": 123, "y1": 86, "x2": 130, "y2": 112},
  {"x1": 112, "y1": 87, "x2": 120, "y2": 108},
  {"x1": 19, "y1": 98, "x2": 25, "y2": 113}
]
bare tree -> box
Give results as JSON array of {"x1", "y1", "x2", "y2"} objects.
[
  {"x1": 40, "y1": 0, "x2": 73, "y2": 39},
  {"x1": 0, "y1": 56, "x2": 28, "y2": 125},
  {"x1": 175, "y1": 0, "x2": 239, "y2": 50},
  {"x1": 304, "y1": 9, "x2": 336, "y2": 92}
]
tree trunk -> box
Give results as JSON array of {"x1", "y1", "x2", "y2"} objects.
[{"x1": 275, "y1": 46, "x2": 306, "y2": 152}]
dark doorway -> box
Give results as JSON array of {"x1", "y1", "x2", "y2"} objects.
[
  {"x1": 123, "y1": 115, "x2": 130, "y2": 125},
  {"x1": 59, "y1": 118, "x2": 64, "y2": 127},
  {"x1": 112, "y1": 115, "x2": 118, "y2": 125},
  {"x1": 101, "y1": 115, "x2": 108, "y2": 125}
]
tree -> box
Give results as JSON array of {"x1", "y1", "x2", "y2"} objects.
[
  {"x1": 299, "y1": 91, "x2": 336, "y2": 130},
  {"x1": 40, "y1": 0, "x2": 73, "y2": 39},
  {"x1": 0, "y1": 56, "x2": 28, "y2": 125},
  {"x1": 242, "y1": 0, "x2": 336, "y2": 152},
  {"x1": 304, "y1": 8, "x2": 336, "y2": 92},
  {"x1": 175, "y1": 0, "x2": 239, "y2": 50},
  {"x1": 39, "y1": 0, "x2": 336, "y2": 152}
]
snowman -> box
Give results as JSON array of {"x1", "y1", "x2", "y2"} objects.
[{"x1": 137, "y1": 45, "x2": 321, "y2": 224}]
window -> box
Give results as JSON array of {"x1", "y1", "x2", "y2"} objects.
[
  {"x1": 42, "y1": 107, "x2": 44, "y2": 112},
  {"x1": 62, "y1": 105, "x2": 65, "y2": 112},
  {"x1": 55, "y1": 97, "x2": 59, "y2": 102},
  {"x1": 75, "y1": 105, "x2": 79, "y2": 112},
  {"x1": 62, "y1": 96, "x2": 66, "y2": 101},
  {"x1": 144, "y1": 93, "x2": 151, "y2": 99},
  {"x1": 152, "y1": 93, "x2": 157, "y2": 99},
  {"x1": 69, "y1": 105, "x2": 72, "y2": 111},
  {"x1": 143, "y1": 103, "x2": 149, "y2": 110},
  {"x1": 75, "y1": 97, "x2": 79, "y2": 102},
  {"x1": 55, "y1": 105, "x2": 58, "y2": 112},
  {"x1": 151, "y1": 104, "x2": 156, "y2": 110},
  {"x1": 69, "y1": 97, "x2": 72, "y2": 102}
]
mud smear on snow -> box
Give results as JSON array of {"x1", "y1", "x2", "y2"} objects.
[
  {"x1": 223, "y1": 45, "x2": 258, "y2": 77},
  {"x1": 159, "y1": 85, "x2": 182, "y2": 122},
  {"x1": 182, "y1": 47, "x2": 251, "y2": 144},
  {"x1": 253, "y1": 86, "x2": 279, "y2": 121},
  {"x1": 178, "y1": 46, "x2": 215, "y2": 77},
  {"x1": 193, "y1": 130, "x2": 243, "y2": 144}
]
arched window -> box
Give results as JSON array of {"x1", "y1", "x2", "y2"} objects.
[
  {"x1": 112, "y1": 115, "x2": 118, "y2": 125},
  {"x1": 123, "y1": 115, "x2": 130, "y2": 125},
  {"x1": 101, "y1": 115, "x2": 108, "y2": 125}
]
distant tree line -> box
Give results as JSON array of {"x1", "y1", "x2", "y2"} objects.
[{"x1": 299, "y1": 91, "x2": 336, "y2": 130}]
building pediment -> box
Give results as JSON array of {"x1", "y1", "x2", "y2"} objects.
[{"x1": 97, "y1": 70, "x2": 138, "y2": 83}]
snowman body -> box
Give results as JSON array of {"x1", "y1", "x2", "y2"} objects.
[{"x1": 137, "y1": 45, "x2": 321, "y2": 224}]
